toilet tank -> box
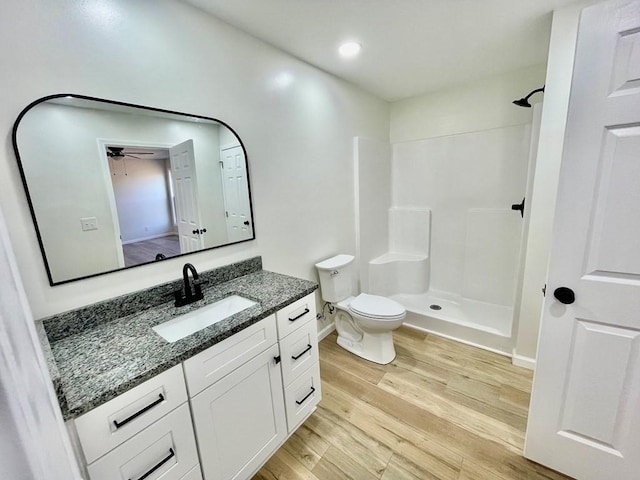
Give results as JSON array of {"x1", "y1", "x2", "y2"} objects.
[{"x1": 314, "y1": 254, "x2": 355, "y2": 303}]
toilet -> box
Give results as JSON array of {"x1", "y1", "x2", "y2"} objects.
[{"x1": 315, "y1": 254, "x2": 406, "y2": 364}]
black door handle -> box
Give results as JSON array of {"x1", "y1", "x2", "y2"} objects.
[
  {"x1": 511, "y1": 197, "x2": 525, "y2": 218},
  {"x1": 554, "y1": 287, "x2": 575, "y2": 305}
]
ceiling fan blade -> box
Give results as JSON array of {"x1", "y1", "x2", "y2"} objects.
[{"x1": 126, "y1": 155, "x2": 142, "y2": 159}]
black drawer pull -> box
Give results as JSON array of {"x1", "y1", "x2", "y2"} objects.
[
  {"x1": 129, "y1": 448, "x2": 175, "y2": 480},
  {"x1": 295, "y1": 386, "x2": 316, "y2": 405},
  {"x1": 292, "y1": 344, "x2": 312, "y2": 360},
  {"x1": 288, "y1": 308, "x2": 310, "y2": 322},
  {"x1": 113, "y1": 393, "x2": 164, "y2": 429}
]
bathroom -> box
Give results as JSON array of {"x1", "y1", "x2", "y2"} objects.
[{"x1": 2, "y1": 0, "x2": 639, "y2": 479}]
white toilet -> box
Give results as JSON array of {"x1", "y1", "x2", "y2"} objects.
[{"x1": 315, "y1": 254, "x2": 406, "y2": 364}]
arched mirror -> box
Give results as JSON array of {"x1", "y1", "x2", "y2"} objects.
[{"x1": 13, "y1": 94, "x2": 255, "y2": 285}]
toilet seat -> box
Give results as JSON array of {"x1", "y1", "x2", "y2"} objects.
[{"x1": 348, "y1": 293, "x2": 406, "y2": 320}]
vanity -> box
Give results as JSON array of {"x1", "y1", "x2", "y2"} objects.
[{"x1": 39, "y1": 257, "x2": 320, "y2": 480}]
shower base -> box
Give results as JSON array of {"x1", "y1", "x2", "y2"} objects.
[{"x1": 391, "y1": 290, "x2": 513, "y2": 355}]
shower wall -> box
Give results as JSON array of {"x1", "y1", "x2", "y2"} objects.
[{"x1": 392, "y1": 124, "x2": 531, "y2": 307}]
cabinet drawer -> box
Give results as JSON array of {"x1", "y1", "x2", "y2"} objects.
[
  {"x1": 183, "y1": 315, "x2": 277, "y2": 397},
  {"x1": 75, "y1": 364, "x2": 188, "y2": 464},
  {"x1": 284, "y1": 361, "x2": 321, "y2": 433},
  {"x1": 87, "y1": 403, "x2": 198, "y2": 480},
  {"x1": 275, "y1": 293, "x2": 316, "y2": 339},
  {"x1": 279, "y1": 319, "x2": 319, "y2": 386}
]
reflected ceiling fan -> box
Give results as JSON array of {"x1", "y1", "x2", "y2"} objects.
[{"x1": 106, "y1": 146, "x2": 155, "y2": 159}]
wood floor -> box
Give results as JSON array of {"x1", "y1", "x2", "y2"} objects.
[
  {"x1": 122, "y1": 235, "x2": 180, "y2": 266},
  {"x1": 254, "y1": 327, "x2": 573, "y2": 480}
]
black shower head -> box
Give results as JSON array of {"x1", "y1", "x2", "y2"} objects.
[
  {"x1": 513, "y1": 97, "x2": 532, "y2": 108},
  {"x1": 513, "y1": 86, "x2": 545, "y2": 108}
]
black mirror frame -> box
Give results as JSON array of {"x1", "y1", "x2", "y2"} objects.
[{"x1": 12, "y1": 93, "x2": 256, "y2": 286}]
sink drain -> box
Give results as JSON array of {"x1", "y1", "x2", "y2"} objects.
[{"x1": 429, "y1": 304, "x2": 442, "y2": 310}]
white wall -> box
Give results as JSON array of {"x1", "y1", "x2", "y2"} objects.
[
  {"x1": 390, "y1": 64, "x2": 546, "y2": 143},
  {"x1": 111, "y1": 156, "x2": 174, "y2": 243},
  {"x1": 0, "y1": 0, "x2": 388, "y2": 319},
  {"x1": 354, "y1": 137, "x2": 391, "y2": 292},
  {"x1": 513, "y1": 2, "x2": 593, "y2": 364}
]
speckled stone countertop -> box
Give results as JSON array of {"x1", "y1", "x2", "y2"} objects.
[{"x1": 40, "y1": 257, "x2": 317, "y2": 420}]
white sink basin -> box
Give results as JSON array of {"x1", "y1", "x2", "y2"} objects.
[{"x1": 153, "y1": 295, "x2": 257, "y2": 343}]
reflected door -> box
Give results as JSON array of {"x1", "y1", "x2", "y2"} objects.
[
  {"x1": 221, "y1": 145, "x2": 252, "y2": 242},
  {"x1": 169, "y1": 140, "x2": 203, "y2": 253},
  {"x1": 525, "y1": 1, "x2": 640, "y2": 478}
]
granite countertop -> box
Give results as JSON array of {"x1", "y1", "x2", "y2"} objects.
[{"x1": 40, "y1": 258, "x2": 317, "y2": 420}]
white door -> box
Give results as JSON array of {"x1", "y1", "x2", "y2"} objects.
[
  {"x1": 190, "y1": 344, "x2": 286, "y2": 480},
  {"x1": 525, "y1": 1, "x2": 640, "y2": 479},
  {"x1": 220, "y1": 145, "x2": 253, "y2": 242},
  {"x1": 169, "y1": 140, "x2": 203, "y2": 253}
]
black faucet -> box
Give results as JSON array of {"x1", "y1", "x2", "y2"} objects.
[{"x1": 173, "y1": 263, "x2": 207, "y2": 307}]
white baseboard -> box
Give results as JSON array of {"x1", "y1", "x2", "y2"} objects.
[
  {"x1": 122, "y1": 232, "x2": 177, "y2": 245},
  {"x1": 317, "y1": 322, "x2": 335, "y2": 341},
  {"x1": 512, "y1": 351, "x2": 536, "y2": 370}
]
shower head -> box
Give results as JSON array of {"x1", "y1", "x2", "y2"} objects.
[{"x1": 513, "y1": 86, "x2": 545, "y2": 108}]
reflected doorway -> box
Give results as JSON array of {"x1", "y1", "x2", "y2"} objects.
[{"x1": 106, "y1": 145, "x2": 179, "y2": 266}]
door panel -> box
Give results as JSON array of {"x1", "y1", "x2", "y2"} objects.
[
  {"x1": 170, "y1": 140, "x2": 203, "y2": 253},
  {"x1": 525, "y1": 1, "x2": 640, "y2": 478},
  {"x1": 221, "y1": 146, "x2": 252, "y2": 242}
]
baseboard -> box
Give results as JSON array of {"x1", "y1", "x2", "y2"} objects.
[
  {"x1": 317, "y1": 322, "x2": 335, "y2": 341},
  {"x1": 511, "y1": 351, "x2": 536, "y2": 370},
  {"x1": 122, "y1": 232, "x2": 177, "y2": 245}
]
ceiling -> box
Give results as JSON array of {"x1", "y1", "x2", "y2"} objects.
[{"x1": 182, "y1": 0, "x2": 579, "y2": 101}]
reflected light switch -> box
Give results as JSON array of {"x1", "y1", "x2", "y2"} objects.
[{"x1": 81, "y1": 217, "x2": 98, "y2": 231}]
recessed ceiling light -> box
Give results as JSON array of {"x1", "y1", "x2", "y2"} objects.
[{"x1": 339, "y1": 41, "x2": 362, "y2": 58}]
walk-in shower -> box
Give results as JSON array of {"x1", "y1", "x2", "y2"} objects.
[{"x1": 361, "y1": 115, "x2": 540, "y2": 355}]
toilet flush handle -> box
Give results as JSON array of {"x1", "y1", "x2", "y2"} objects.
[{"x1": 330, "y1": 270, "x2": 339, "y2": 277}]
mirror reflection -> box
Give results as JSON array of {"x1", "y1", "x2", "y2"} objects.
[{"x1": 13, "y1": 95, "x2": 255, "y2": 285}]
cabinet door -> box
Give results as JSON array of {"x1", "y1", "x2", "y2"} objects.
[{"x1": 191, "y1": 344, "x2": 286, "y2": 480}]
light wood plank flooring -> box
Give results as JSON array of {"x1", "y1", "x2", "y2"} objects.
[
  {"x1": 122, "y1": 235, "x2": 180, "y2": 266},
  {"x1": 254, "y1": 327, "x2": 573, "y2": 480}
]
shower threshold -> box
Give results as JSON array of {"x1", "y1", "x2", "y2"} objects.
[{"x1": 391, "y1": 290, "x2": 513, "y2": 355}]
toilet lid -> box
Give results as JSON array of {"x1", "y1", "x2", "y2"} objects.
[{"x1": 349, "y1": 293, "x2": 405, "y2": 319}]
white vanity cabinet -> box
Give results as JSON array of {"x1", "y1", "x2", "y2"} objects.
[{"x1": 70, "y1": 292, "x2": 320, "y2": 480}]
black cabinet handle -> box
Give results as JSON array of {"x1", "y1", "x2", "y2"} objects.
[
  {"x1": 292, "y1": 344, "x2": 312, "y2": 361},
  {"x1": 192, "y1": 229, "x2": 199, "y2": 235},
  {"x1": 554, "y1": 287, "x2": 575, "y2": 305},
  {"x1": 129, "y1": 448, "x2": 175, "y2": 480},
  {"x1": 296, "y1": 386, "x2": 316, "y2": 405},
  {"x1": 113, "y1": 393, "x2": 164, "y2": 429},
  {"x1": 274, "y1": 355, "x2": 281, "y2": 364},
  {"x1": 288, "y1": 308, "x2": 309, "y2": 322}
]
